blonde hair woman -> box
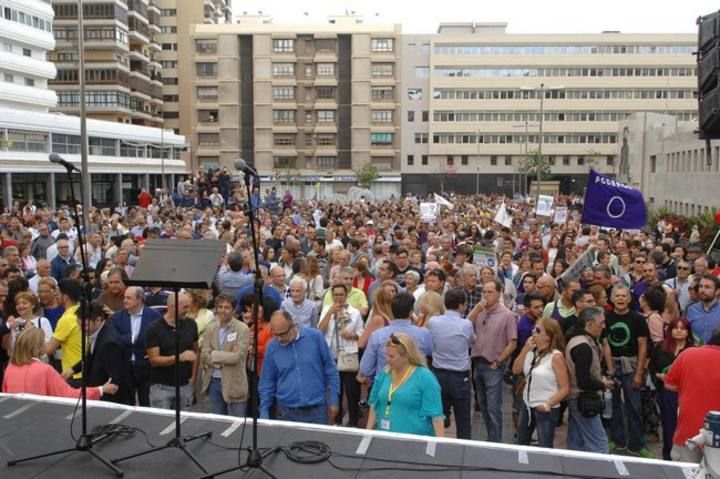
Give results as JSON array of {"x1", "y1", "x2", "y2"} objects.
[
  {"x1": 186, "y1": 288, "x2": 214, "y2": 341},
  {"x1": 415, "y1": 291, "x2": 445, "y2": 328},
  {"x1": 366, "y1": 333, "x2": 444, "y2": 437},
  {"x1": 2, "y1": 328, "x2": 117, "y2": 399},
  {"x1": 359, "y1": 283, "x2": 394, "y2": 349}
]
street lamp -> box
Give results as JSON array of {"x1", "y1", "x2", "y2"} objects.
[
  {"x1": 512, "y1": 121, "x2": 539, "y2": 196},
  {"x1": 476, "y1": 129, "x2": 481, "y2": 195},
  {"x1": 520, "y1": 84, "x2": 563, "y2": 202}
]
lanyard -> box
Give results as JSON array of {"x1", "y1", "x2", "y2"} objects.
[{"x1": 385, "y1": 366, "x2": 415, "y2": 415}]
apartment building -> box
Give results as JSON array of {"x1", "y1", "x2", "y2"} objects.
[
  {"x1": 0, "y1": 0, "x2": 186, "y2": 209},
  {"x1": 402, "y1": 23, "x2": 697, "y2": 196},
  {"x1": 188, "y1": 15, "x2": 402, "y2": 200},
  {"x1": 155, "y1": 0, "x2": 231, "y2": 136}
]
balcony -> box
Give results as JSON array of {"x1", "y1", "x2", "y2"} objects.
[{"x1": 129, "y1": 49, "x2": 149, "y2": 63}]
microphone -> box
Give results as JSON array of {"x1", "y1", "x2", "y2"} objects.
[
  {"x1": 49, "y1": 153, "x2": 81, "y2": 172},
  {"x1": 234, "y1": 159, "x2": 258, "y2": 176}
]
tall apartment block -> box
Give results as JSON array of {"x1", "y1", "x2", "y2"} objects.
[
  {"x1": 402, "y1": 23, "x2": 697, "y2": 196},
  {"x1": 188, "y1": 15, "x2": 403, "y2": 199},
  {"x1": 155, "y1": 0, "x2": 231, "y2": 137},
  {"x1": 49, "y1": 0, "x2": 163, "y2": 126}
]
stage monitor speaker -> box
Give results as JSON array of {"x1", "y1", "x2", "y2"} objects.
[{"x1": 698, "y1": 11, "x2": 720, "y2": 139}]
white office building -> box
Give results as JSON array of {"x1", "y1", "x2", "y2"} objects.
[{"x1": 0, "y1": 0, "x2": 186, "y2": 209}]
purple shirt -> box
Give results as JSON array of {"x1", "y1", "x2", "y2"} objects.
[
  {"x1": 516, "y1": 314, "x2": 535, "y2": 350},
  {"x1": 471, "y1": 303, "x2": 518, "y2": 363}
]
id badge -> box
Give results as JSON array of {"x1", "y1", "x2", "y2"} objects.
[{"x1": 380, "y1": 419, "x2": 391, "y2": 431}]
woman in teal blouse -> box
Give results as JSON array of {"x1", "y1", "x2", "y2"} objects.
[{"x1": 367, "y1": 333, "x2": 444, "y2": 437}]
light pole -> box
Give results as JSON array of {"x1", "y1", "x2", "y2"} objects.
[
  {"x1": 512, "y1": 121, "x2": 539, "y2": 196},
  {"x1": 476, "y1": 129, "x2": 481, "y2": 195},
  {"x1": 78, "y1": 0, "x2": 90, "y2": 226},
  {"x1": 537, "y1": 83, "x2": 545, "y2": 201}
]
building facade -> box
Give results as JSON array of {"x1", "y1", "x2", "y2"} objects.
[
  {"x1": 188, "y1": 15, "x2": 402, "y2": 200},
  {"x1": 0, "y1": 0, "x2": 186, "y2": 210},
  {"x1": 49, "y1": 0, "x2": 164, "y2": 126},
  {"x1": 618, "y1": 112, "x2": 720, "y2": 217},
  {"x1": 155, "y1": 0, "x2": 231, "y2": 138},
  {"x1": 402, "y1": 23, "x2": 697, "y2": 196}
]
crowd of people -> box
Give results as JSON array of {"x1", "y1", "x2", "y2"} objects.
[{"x1": 1, "y1": 173, "x2": 720, "y2": 464}]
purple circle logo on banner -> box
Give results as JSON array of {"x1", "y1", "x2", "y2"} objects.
[{"x1": 606, "y1": 196, "x2": 626, "y2": 219}]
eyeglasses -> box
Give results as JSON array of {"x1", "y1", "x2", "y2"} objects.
[
  {"x1": 272, "y1": 325, "x2": 294, "y2": 339},
  {"x1": 389, "y1": 334, "x2": 404, "y2": 347},
  {"x1": 634, "y1": 260, "x2": 646, "y2": 264},
  {"x1": 677, "y1": 266, "x2": 690, "y2": 270},
  {"x1": 532, "y1": 326, "x2": 542, "y2": 335}
]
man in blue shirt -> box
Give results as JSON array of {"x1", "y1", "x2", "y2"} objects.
[
  {"x1": 687, "y1": 274, "x2": 720, "y2": 344},
  {"x1": 358, "y1": 292, "x2": 432, "y2": 384},
  {"x1": 427, "y1": 288, "x2": 475, "y2": 439},
  {"x1": 258, "y1": 310, "x2": 340, "y2": 425}
]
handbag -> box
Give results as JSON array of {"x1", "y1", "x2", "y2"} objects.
[
  {"x1": 334, "y1": 318, "x2": 359, "y2": 372},
  {"x1": 576, "y1": 390, "x2": 603, "y2": 418}
]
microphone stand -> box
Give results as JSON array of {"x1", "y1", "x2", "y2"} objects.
[
  {"x1": 7, "y1": 159, "x2": 123, "y2": 476},
  {"x1": 200, "y1": 170, "x2": 276, "y2": 478}
]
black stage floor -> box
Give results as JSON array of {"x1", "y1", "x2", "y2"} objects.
[{"x1": 0, "y1": 394, "x2": 699, "y2": 479}]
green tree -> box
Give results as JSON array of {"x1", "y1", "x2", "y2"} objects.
[
  {"x1": 518, "y1": 149, "x2": 551, "y2": 181},
  {"x1": 356, "y1": 161, "x2": 379, "y2": 187}
]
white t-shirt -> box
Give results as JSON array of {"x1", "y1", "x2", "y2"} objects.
[{"x1": 522, "y1": 349, "x2": 562, "y2": 408}]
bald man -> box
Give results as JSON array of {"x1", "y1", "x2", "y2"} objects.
[{"x1": 145, "y1": 291, "x2": 199, "y2": 410}]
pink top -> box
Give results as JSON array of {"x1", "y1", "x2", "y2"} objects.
[{"x1": 1, "y1": 359, "x2": 101, "y2": 400}]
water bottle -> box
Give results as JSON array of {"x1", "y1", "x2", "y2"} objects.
[{"x1": 602, "y1": 389, "x2": 613, "y2": 419}]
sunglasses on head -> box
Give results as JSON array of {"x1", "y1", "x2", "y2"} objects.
[
  {"x1": 390, "y1": 334, "x2": 402, "y2": 346},
  {"x1": 532, "y1": 326, "x2": 542, "y2": 334}
]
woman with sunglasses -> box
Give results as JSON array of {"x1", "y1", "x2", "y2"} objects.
[
  {"x1": 366, "y1": 333, "x2": 444, "y2": 437},
  {"x1": 512, "y1": 318, "x2": 570, "y2": 448}
]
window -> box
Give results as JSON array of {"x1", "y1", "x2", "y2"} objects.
[
  {"x1": 650, "y1": 155, "x2": 657, "y2": 173},
  {"x1": 414, "y1": 133, "x2": 428, "y2": 144},
  {"x1": 162, "y1": 43, "x2": 177, "y2": 51},
  {"x1": 273, "y1": 134, "x2": 296, "y2": 146},
  {"x1": 371, "y1": 133, "x2": 393, "y2": 146},
  {"x1": 407, "y1": 88, "x2": 423, "y2": 100},
  {"x1": 197, "y1": 86, "x2": 218, "y2": 101},
  {"x1": 371, "y1": 86, "x2": 394, "y2": 101},
  {"x1": 372, "y1": 63, "x2": 394, "y2": 77},
  {"x1": 7, "y1": 130, "x2": 48, "y2": 152},
  {"x1": 371, "y1": 38, "x2": 394, "y2": 52},
  {"x1": 160, "y1": 9, "x2": 176, "y2": 16},
  {"x1": 52, "y1": 133, "x2": 81, "y2": 154},
  {"x1": 273, "y1": 110, "x2": 296, "y2": 123},
  {"x1": 22, "y1": 48, "x2": 31, "y2": 57},
  {"x1": 163, "y1": 94, "x2": 179, "y2": 102},
  {"x1": 24, "y1": 78, "x2": 35, "y2": 87},
  {"x1": 316, "y1": 63, "x2": 335, "y2": 76},
  {"x1": 272, "y1": 86, "x2": 295, "y2": 100},
  {"x1": 316, "y1": 86, "x2": 336, "y2": 99},
  {"x1": 162, "y1": 111, "x2": 179, "y2": 119},
  {"x1": 421, "y1": 43, "x2": 430, "y2": 55},
  {"x1": 198, "y1": 110, "x2": 218, "y2": 122},
  {"x1": 305, "y1": 64, "x2": 313, "y2": 78},
  {"x1": 198, "y1": 133, "x2": 219, "y2": 146},
  {"x1": 421, "y1": 155, "x2": 428, "y2": 165},
  {"x1": 316, "y1": 134, "x2": 335, "y2": 146},
  {"x1": 607, "y1": 156, "x2": 615, "y2": 166},
  {"x1": 196, "y1": 62, "x2": 217, "y2": 77},
  {"x1": 195, "y1": 39, "x2": 217, "y2": 53},
  {"x1": 372, "y1": 110, "x2": 393, "y2": 123},
  {"x1": 317, "y1": 156, "x2": 337, "y2": 169},
  {"x1": 3, "y1": 73, "x2": 12, "y2": 83},
  {"x1": 273, "y1": 156, "x2": 296, "y2": 168},
  {"x1": 414, "y1": 66, "x2": 429, "y2": 78},
  {"x1": 161, "y1": 60, "x2": 178, "y2": 68},
  {"x1": 562, "y1": 156, "x2": 570, "y2": 166},
  {"x1": 317, "y1": 110, "x2": 335, "y2": 123},
  {"x1": 505, "y1": 156, "x2": 512, "y2": 166},
  {"x1": 407, "y1": 111, "x2": 415, "y2": 122},
  {"x1": 447, "y1": 156, "x2": 454, "y2": 166},
  {"x1": 161, "y1": 77, "x2": 178, "y2": 85},
  {"x1": 57, "y1": 53, "x2": 76, "y2": 61},
  {"x1": 461, "y1": 155, "x2": 468, "y2": 165},
  {"x1": 272, "y1": 63, "x2": 295, "y2": 77},
  {"x1": 490, "y1": 156, "x2": 497, "y2": 166},
  {"x1": 577, "y1": 157, "x2": 585, "y2": 166},
  {"x1": 88, "y1": 137, "x2": 116, "y2": 156},
  {"x1": 407, "y1": 154, "x2": 414, "y2": 165},
  {"x1": 422, "y1": 111, "x2": 429, "y2": 122},
  {"x1": 273, "y1": 39, "x2": 294, "y2": 53},
  {"x1": 160, "y1": 26, "x2": 177, "y2": 34}
]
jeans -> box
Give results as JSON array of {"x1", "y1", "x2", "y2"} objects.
[
  {"x1": 473, "y1": 359, "x2": 504, "y2": 442},
  {"x1": 276, "y1": 403, "x2": 327, "y2": 425},
  {"x1": 432, "y1": 368, "x2": 472, "y2": 440},
  {"x1": 149, "y1": 383, "x2": 194, "y2": 410},
  {"x1": 567, "y1": 398, "x2": 609, "y2": 453},
  {"x1": 208, "y1": 377, "x2": 247, "y2": 417},
  {"x1": 337, "y1": 371, "x2": 361, "y2": 427},
  {"x1": 658, "y1": 388, "x2": 678, "y2": 460},
  {"x1": 517, "y1": 405, "x2": 559, "y2": 448},
  {"x1": 610, "y1": 372, "x2": 645, "y2": 451}
]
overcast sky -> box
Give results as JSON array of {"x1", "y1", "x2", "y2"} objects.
[{"x1": 234, "y1": 0, "x2": 717, "y2": 34}]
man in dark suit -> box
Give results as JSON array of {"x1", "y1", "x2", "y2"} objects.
[
  {"x1": 112, "y1": 286, "x2": 161, "y2": 406},
  {"x1": 71, "y1": 302, "x2": 132, "y2": 405}
]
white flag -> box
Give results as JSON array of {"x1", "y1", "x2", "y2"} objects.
[
  {"x1": 433, "y1": 193, "x2": 454, "y2": 210},
  {"x1": 494, "y1": 202, "x2": 512, "y2": 228}
]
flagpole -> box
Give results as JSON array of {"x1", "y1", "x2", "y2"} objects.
[{"x1": 707, "y1": 228, "x2": 720, "y2": 256}]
